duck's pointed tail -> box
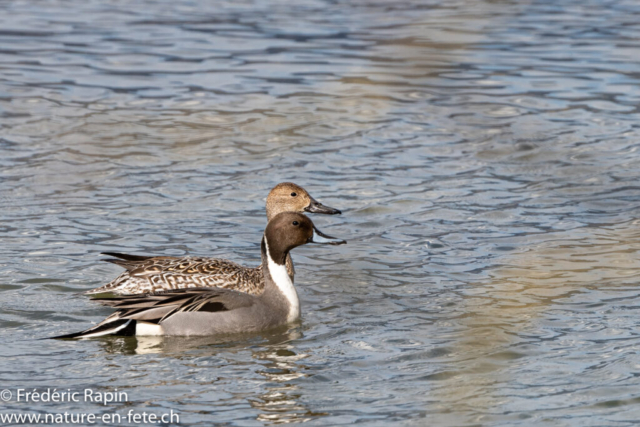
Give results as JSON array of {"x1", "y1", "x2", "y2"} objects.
[{"x1": 50, "y1": 319, "x2": 136, "y2": 339}]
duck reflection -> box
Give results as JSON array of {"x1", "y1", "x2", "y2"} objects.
[
  {"x1": 97, "y1": 325, "x2": 326, "y2": 424},
  {"x1": 250, "y1": 340, "x2": 328, "y2": 424}
]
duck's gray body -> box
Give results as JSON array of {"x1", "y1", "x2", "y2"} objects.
[
  {"x1": 148, "y1": 248, "x2": 296, "y2": 336},
  {"x1": 53, "y1": 213, "x2": 344, "y2": 339},
  {"x1": 159, "y1": 287, "x2": 290, "y2": 336}
]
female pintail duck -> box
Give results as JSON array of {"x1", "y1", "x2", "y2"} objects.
[
  {"x1": 54, "y1": 213, "x2": 345, "y2": 338},
  {"x1": 85, "y1": 183, "x2": 340, "y2": 296}
]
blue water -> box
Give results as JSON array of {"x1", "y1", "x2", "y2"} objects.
[{"x1": 2, "y1": 0, "x2": 640, "y2": 425}]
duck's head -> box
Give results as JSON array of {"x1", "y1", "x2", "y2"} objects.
[
  {"x1": 266, "y1": 182, "x2": 341, "y2": 220},
  {"x1": 263, "y1": 212, "x2": 346, "y2": 265}
]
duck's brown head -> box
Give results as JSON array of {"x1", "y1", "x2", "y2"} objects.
[
  {"x1": 265, "y1": 182, "x2": 341, "y2": 220},
  {"x1": 263, "y1": 212, "x2": 346, "y2": 265}
]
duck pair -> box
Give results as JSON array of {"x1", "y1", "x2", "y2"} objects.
[{"x1": 55, "y1": 183, "x2": 346, "y2": 339}]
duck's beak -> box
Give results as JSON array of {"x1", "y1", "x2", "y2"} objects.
[
  {"x1": 304, "y1": 196, "x2": 342, "y2": 215},
  {"x1": 309, "y1": 226, "x2": 346, "y2": 245}
]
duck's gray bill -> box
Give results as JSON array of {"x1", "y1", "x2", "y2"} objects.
[
  {"x1": 305, "y1": 197, "x2": 342, "y2": 215},
  {"x1": 311, "y1": 226, "x2": 346, "y2": 245}
]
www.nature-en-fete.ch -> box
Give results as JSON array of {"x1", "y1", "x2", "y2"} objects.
[{"x1": 0, "y1": 410, "x2": 179, "y2": 424}]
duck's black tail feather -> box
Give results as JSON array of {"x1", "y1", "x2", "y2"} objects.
[
  {"x1": 50, "y1": 319, "x2": 137, "y2": 339},
  {"x1": 101, "y1": 252, "x2": 154, "y2": 262}
]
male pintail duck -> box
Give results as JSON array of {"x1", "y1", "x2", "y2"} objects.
[
  {"x1": 54, "y1": 213, "x2": 345, "y2": 338},
  {"x1": 85, "y1": 183, "x2": 340, "y2": 296}
]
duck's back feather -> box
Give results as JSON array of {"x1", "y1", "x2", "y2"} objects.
[{"x1": 85, "y1": 254, "x2": 264, "y2": 295}]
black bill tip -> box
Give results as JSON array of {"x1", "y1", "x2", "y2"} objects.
[
  {"x1": 309, "y1": 226, "x2": 346, "y2": 245},
  {"x1": 304, "y1": 199, "x2": 342, "y2": 215}
]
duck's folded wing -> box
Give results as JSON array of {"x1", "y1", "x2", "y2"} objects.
[
  {"x1": 100, "y1": 287, "x2": 253, "y2": 312},
  {"x1": 52, "y1": 288, "x2": 256, "y2": 339}
]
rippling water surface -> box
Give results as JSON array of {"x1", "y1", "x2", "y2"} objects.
[{"x1": 2, "y1": 0, "x2": 640, "y2": 425}]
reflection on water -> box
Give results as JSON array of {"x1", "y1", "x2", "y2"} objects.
[
  {"x1": 2, "y1": 0, "x2": 640, "y2": 425},
  {"x1": 98, "y1": 329, "x2": 316, "y2": 424},
  {"x1": 252, "y1": 339, "x2": 324, "y2": 424}
]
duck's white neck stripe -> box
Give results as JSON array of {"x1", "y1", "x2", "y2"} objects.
[{"x1": 264, "y1": 237, "x2": 300, "y2": 323}]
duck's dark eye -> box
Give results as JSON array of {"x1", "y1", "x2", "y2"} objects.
[
  {"x1": 291, "y1": 192, "x2": 297, "y2": 197},
  {"x1": 292, "y1": 221, "x2": 299, "y2": 226}
]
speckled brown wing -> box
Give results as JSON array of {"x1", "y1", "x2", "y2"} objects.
[{"x1": 85, "y1": 254, "x2": 265, "y2": 296}]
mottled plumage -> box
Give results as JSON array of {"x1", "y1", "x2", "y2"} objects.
[
  {"x1": 85, "y1": 183, "x2": 340, "y2": 296},
  {"x1": 90, "y1": 254, "x2": 265, "y2": 295}
]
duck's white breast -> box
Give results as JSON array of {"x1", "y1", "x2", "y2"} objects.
[{"x1": 265, "y1": 239, "x2": 300, "y2": 323}]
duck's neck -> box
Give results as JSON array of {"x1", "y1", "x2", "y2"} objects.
[
  {"x1": 285, "y1": 253, "x2": 295, "y2": 282},
  {"x1": 261, "y1": 236, "x2": 300, "y2": 323},
  {"x1": 265, "y1": 212, "x2": 295, "y2": 281}
]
